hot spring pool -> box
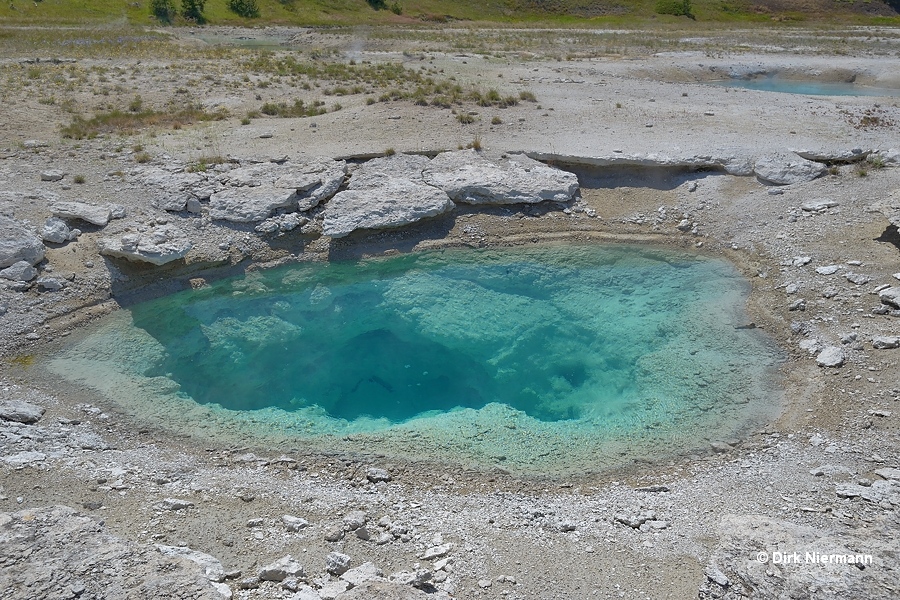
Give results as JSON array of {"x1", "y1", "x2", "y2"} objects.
[{"x1": 46, "y1": 244, "x2": 783, "y2": 474}]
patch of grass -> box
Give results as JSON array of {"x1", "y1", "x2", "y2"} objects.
[
  {"x1": 259, "y1": 99, "x2": 327, "y2": 118},
  {"x1": 61, "y1": 105, "x2": 228, "y2": 139},
  {"x1": 519, "y1": 90, "x2": 537, "y2": 102},
  {"x1": 491, "y1": 116, "x2": 502, "y2": 125},
  {"x1": 457, "y1": 113, "x2": 475, "y2": 124},
  {"x1": 384, "y1": 147, "x2": 396, "y2": 156},
  {"x1": 187, "y1": 155, "x2": 230, "y2": 173},
  {"x1": 73, "y1": 174, "x2": 86, "y2": 184},
  {"x1": 135, "y1": 151, "x2": 152, "y2": 163},
  {"x1": 467, "y1": 134, "x2": 483, "y2": 150}
]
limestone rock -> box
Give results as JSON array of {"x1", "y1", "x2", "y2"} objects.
[
  {"x1": 273, "y1": 158, "x2": 347, "y2": 211},
  {"x1": 800, "y1": 199, "x2": 838, "y2": 212},
  {"x1": 338, "y1": 580, "x2": 434, "y2": 599},
  {"x1": 700, "y1": 514, "x2": 896, "y2": 600},
  {"x1": 325, "y1": 551, "x2": 351, "y2": 575},
  {"x1": 42, "y1": 216, "x2": 76, "y2": 244},
  {"x1": 156, "y1": 498, "x2": 194, "y2": 511},
  {"x1": 323, "y1": 173, "x2": 453, "y2": 238},
  {"x1": 36, "y1": 277, "x2": 64, "y2": 291},
  {"x1": 872, "y1": 336, "x2": 900, "y2": 349},
  {"x1": 156, "y1": 545, "x2": 226, "y2": 582},
  {"x1": 50, "y1": 201, "x2": 111, "y2": 226},
  {"x1": 792, "y1": 148, "x2": 869, "y2": 163},
  {"x1": 0, "y1": 506, "x2": 223, "y2": 600},
  {"x1": 366, "y1": 467, "x2": 391, "y2": 483},
  {"x1": 40, "y1": 169, "x2": 66, "y2": 181},
  {"x1": 816, "y1": 346, "x2": 845, "y2": 368},
  {"x1": 282, "y1": 514, "x2": 309, "y2": 532},
  {"x1": 870, "y1": 148, "x2": 900, "y2": 166},
  {"x1": 424, "y1": 150, "x2": 578, "y2": 204},
  {"x1": 98, "y1": 225, "x2": 192, "y2": 265},
  {"x1": 137, "y1": 167, "x2": 208, "y2": 212},
  {"x1": 209, "y1": 186, "x2": 298, "y2": 223},
  {"x1": 340, "y1": 562, "x2": 384, "y2": 587},
  {"x1": 0, "y1": 215, "x2": 44, "y2": 267},
  {"x1": 1, "y1": 451, "x2": 47, "y2": 466},
  {"x1": 0, "y1": 260, "x2": 37, "y2": 282},
  {"x1": 524, "y1": 150, "x2": 754, "y2": 175},
  {"x1": 0, "y1": 400, "x2": 45, "y2": 423},
  {"x1": 879, "y1": 287, "x2": 900, "y2": 309},
  {"x1": 258, "y1": 555, "x2": 304, "y2": 582},
  {"x1": 754, "y1": 155, "x2": 826, "y2": 185}
]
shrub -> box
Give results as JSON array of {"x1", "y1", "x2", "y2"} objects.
[
  {"x1": 150, "y1": 0, "x2": 176, "y2": 22},
  {"x1": 182, "y1": 0, "x2": 206, "y2": 23},
  {"x1": 655, "y1": 0, "x2": 693, "y2": 18},
  {"x1": 228, "y1": 0, "x2": 260, "y2": 18}
]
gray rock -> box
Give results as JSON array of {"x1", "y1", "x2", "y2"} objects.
[
  {"x1": 323, "y1": 173, "x2": 454, "y2": 238},
  {"x1": 36, "y1": 277, "x2": 63, "y2": 292},
  {"x1": 137, "y1": 167, "x2": 207, "y2": 212},
  {"x1": 816, "y1": 346, "x2": 845, "y2": 368},
  {"x1": 156, "y1": 545, "x2": 226, "y2": 582},
  {"x1": 275, "y1": 158, "x2": 346, "y2": 211},
  {"x1": 282, "y1": 514, "x2": 309, "y2": 532},
  {"x1": 874, "y1": 468, "x2": 900, "y2": 481},
  {"x1": 792, "y1": 148, "x2": 869, "y2": 163},
  {"x1": 41, "y1": 169, "x2": 66, "y2": 181},
  {"x1": 0, "y1": 215, "x2": 45, "y2": 267},
  {"x1": 0, "y1": 260, "x2": 37, "y2": 282},
  {"x1": 50, "y1": 201, "x2": 111, "y2": 226},
  {"x1": 701, "y1": 514, "x2": 896, "y2": 600},
  {"x1": 815, "y1": 265, "x2": 840, "y2": 275},
  {"x1": 342, "y1": 511, "x2": 368, "y2": 531},
  {"x1": 318, "y1": 580, "x2": 350, "y2": 600},
  {"x1": 800, "y1": 199, "x2": 839, "y2": 212},
  {"x1": 1, "y1": 451, "x2": 47, "y2": 466},
  {"x1": 366, "y1": 467, "x2": 391, "y2": 483},
  {"x1": 98, "y1": 225, "x2": 192, "y2": 265},
  {"x1": 879, "y1": 287, "x2": 900, "y2": 309},
  {"x1": 872, "y1": 336, "x2": 900, "y2": 349},
  {"x1": 41, "y1": 216, "x2": 71, "y2": 244},
  {"x1": 424, "y1": 150, "x2": 578, "y2": 204},
  {"x1": 157, "y1": 498, "x2": 194, "y2": 511},
  {"x1": 324, "y1": 526, "x2": 344, "y2": 542},
  {"x1": 870, "y1": 148, "x2": 900, "y2": 166},
  {"x1": 325, "y1": 551, "x2": 351, "y2": 575},
  {"x1": 258, "y1": 555, "x2": 305, "y2": 582},
  {"x1": 524, "y1": 150, "x2": 754, "y2": 175},
  {"x1": 340, "y1": 580, "x2": 433, "y2": 599},
  {"x1": 0, "y1": 506, "x2": 224, "y2": 600},
  {"x1": 340, "y1": 562, "x2": 384, "y2": 587},
  {"x1": 754, "y1": 155, "x2": 826, "y2": 185},
  {"x1": 0, "y1": 400, "x2": 45, "y2": 423},
  {"x1": 108, "y1": 204, "x2": 127, "y2": 219},
  {"x1": 845, "y1": 273, "x2": 871, "y2": 285},
  {"x1": 420, "y1": 543, "x2": 453, "y2": 561},
  {"x1": 209, "y1": 186, "x2": 298, "y2": 223}
]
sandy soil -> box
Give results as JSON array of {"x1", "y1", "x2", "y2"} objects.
[{"x1": 1, "y1": 25, "x2": 899, "y2": 600}]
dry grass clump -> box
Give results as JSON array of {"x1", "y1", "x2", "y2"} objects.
[{"x1": 61, "y1": 105, "x2": 228, "y2": 139}]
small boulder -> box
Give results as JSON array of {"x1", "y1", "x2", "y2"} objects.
[
  {"x1": 98, "y1": 225, "x2": 192, "y2": 265},
  {"x1": 879, "y1": 287, "x2": 900, "y2": 309},
  {"x1": 156, "y1": 545, "x2": 226, "y2": 582},
  {"x1": 754, "y1": 155, "x2": 826, "y2": 185},
  {"x1": 41, "y1": 169, "x2": 66, "y2": 182},
  {"x1": 51, "y1": 201, "x2": 111, "y2": 226},
  {"x1": 282, "y1": 515, "x2": 309, "y2": 532},
  {"x1": 872, "y1": 336, "x2": 900, "y2": 349},
  {"x1": 816, "y1": 346, "x2": 845, "y2": 368},
  {"x1": 42, "y1": 216, "x2": 73, "y2": 244},
  {"x1": 325, "y1": 551, "x2": 351, "y2": 576},
  {"x1": 0, "y1": 215, "x2": 45, "y2": 267},
  {"x1": 0, "y1": 400, "x2": 45, "y2": 424},
  {"x1": 365, "y1": 467, "x2": 391, "y2": 483},
  {"x1": 0, "y1": 260, "x2": 37, "y2": 282},
  {"x1": 258, "y1": 555, "x2": 305, "y2": 582}
]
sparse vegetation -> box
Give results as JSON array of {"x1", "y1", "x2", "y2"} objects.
[
  {"x1": 73, "y1": 174, "x2": 86, "y2": 184},
  {"x1": 134, "y1": 151, "x2": 152, "y2": 163},
  {"x1": 457, "y1": 113, "x2": 475, "y2": 124},
  {"x1": 61, "y1": 106, "x2": 228, "y2": 140},
  {"x1": 491, "y1": 116, "x2": 502, "y2": 125},
  {"x1": 259, "y1": 99, "x2": 327, "y2": 118},
  {"x1": 228, "y1": 0, "x2": 260, "y2": 18}
]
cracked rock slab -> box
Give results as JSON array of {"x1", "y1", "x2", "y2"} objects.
[
  {"x1": 0, "y1": 215, "x2": 44, "y2": 268},
  {"x1": 424, "y1": 149, "x2": 578, "y2": 204},
  {"x1": 50, "y1": 201, "x2": 111, "y2": 226},
  {"x1": 98, "y1": 225, "x2": 192, "y2": 265},
  {"x1": 754, "y1": 155, "x2": 827, "y2": 185}
]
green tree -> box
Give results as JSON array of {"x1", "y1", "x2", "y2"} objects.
[
  {"x1": 228, "y1": 0, "x2": 260, "y2": 18},
  {"x1": 182, "y1": 0, "x2": 207, "y2": 23},
  {"x1": 150, "y1": 0, "x2": 176, "y2": 22}
]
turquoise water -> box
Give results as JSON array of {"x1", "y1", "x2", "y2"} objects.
[
  {"x1": 47, "y1": 244, "x2": 782, "y2": 472},
  {"x1": 708, "y1": 78, "x2": 900, "y2": 97}
]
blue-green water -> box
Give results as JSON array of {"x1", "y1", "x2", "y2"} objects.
[
  {"x1": 47, "y1": 244, "x2": 783, "y2": 472},
  {"x1": 708, "y1": 78, "x2": 900, "y2": 97}
]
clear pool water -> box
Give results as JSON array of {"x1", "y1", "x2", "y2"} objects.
[
  {"x1": 708, "y1": 78, "x2": 900, "y2": 97},
  {"x1": 47, "y1": 244, "x2": 783, "y2": 473}
]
